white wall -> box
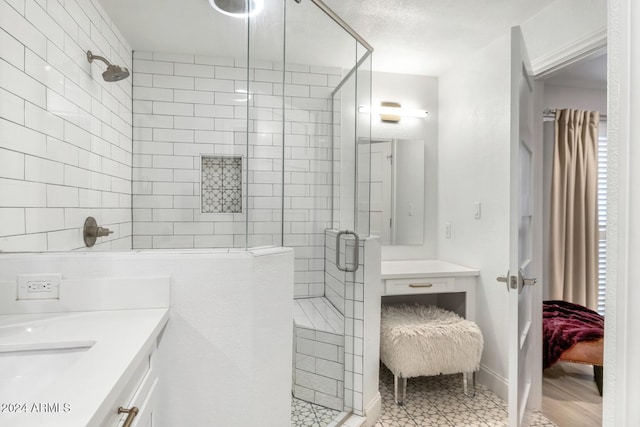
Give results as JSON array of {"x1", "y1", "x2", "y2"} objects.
[
  {"x1": 371, "y1": 71, "x2": 438, "y2": 260},
  {"x1": 438, "y1": 34, "x2": 512, "y2": 397},
  {"x1": 521, "y1": 0, "x2": 607, "y2": 74},
  {"x1": 543, "y1": 84, "x2": 607, "y2": 112},
  {"x1": 436, "y1": 0, "x2": 608, "y2": 399},
  {"x1": 155, "y1": 248, "x2": 293, "y2": 427},
  {"x1": 0, "y1": 0, "x2": 133, "y2": 251}
]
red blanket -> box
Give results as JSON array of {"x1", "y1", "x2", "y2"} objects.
[{"x1": 543, "y1": 300, "x2": 604, "y2": 369}]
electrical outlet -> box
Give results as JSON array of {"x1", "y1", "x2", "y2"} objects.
[
  {"x1": 17, "y1": 274, "x2": 61, "y2": 300},
  {"x1": 28, "y1": 282, "x2": 53, "y2": 292}
]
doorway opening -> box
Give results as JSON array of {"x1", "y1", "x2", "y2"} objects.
[{"x1": 538, "y1": 51, "x2": 607, "y2": 427}]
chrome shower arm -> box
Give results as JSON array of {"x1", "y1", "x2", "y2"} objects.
[{"x1": 86, "y1": 50, "x2": 112, "y2": 67}]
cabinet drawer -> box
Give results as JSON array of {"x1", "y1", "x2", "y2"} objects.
[
  {"x1": 384, "y1": 277, "x2": 453, "y2": 295},
  {"x1": 126, "y1": 375, "x2": 158, "y2": 427},
  {"x1": 100, "y1": 352, "x2": 151, "y2": 427}
]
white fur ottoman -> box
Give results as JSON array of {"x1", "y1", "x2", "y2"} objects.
[{"x1": 380, "y1": 304, "x2": 484, "y2": 404}]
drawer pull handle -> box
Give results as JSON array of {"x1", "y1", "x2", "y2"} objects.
[
  {"x1": 409, "y1": 283, "x2": 433, "y2": 288},
  {"x1": 118, "y1": 406, "x2": 139, "y2": 427}
]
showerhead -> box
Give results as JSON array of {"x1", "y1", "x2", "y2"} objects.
[
  {"x1": 208, "y1": 0, "x2": 263, "y2": 17},
  {"x1": 86, "y1": 50, "x2": 130, "y2": 82},
  {"x1": 102, "y1": 64, "x2": 130, "y2": 82}
]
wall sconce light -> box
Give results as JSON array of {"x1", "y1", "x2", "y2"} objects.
[{"x1": 358, "y1": 102, "x2": 428, "y2": 123}]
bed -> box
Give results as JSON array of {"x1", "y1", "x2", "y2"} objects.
[{"x1": 543, "y1": 300, "x2": 604, "y2": 395}]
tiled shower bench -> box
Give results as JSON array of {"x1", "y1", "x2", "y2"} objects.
[{"x1": 293, "y1": 297, "x2": 345, "y2": 411}]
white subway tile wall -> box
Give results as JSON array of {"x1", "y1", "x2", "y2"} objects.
[
  {"x1": 292, "y1": 296, "x2": 346, "y2": 410},
  {"x1": 293, "y1": 323, "x2": 345, "y2": 412},
  {"x1": 0, "y1": 0, "x2": 133, "y2": 251},
  {"x1": 132, "y1": 52, "x2": 342, "y2": 297}
]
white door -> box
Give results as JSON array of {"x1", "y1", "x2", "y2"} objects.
[
  {"x1": 370, "y1": 141, "x2": 393, "y2": 244},
  {"x1": 506, "y1": 26, "x2": 539, "y2": 427}
]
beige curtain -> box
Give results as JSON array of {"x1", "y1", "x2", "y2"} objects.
[{"x1": 549, "y1": 109, "x2": 599, "y2": 310}]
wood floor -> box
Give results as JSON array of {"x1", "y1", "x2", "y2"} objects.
[{"x1": 542, "y1": 362, "x2": 603, "y2": 427}]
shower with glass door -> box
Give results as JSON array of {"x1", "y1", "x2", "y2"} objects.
[{"x1": 130, "y1": 0, "x2": 374, "y2": 423}]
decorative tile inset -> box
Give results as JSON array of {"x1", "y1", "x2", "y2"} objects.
[
  {"x1": 222, "y1": 157, "x2": 242, "y2": 187},
  {"x1": 201, "y1": 156, "x2": 242, "y2": 213},
  {"x1": 222, "y1": 189, "x2": 242, "y2": 213}
]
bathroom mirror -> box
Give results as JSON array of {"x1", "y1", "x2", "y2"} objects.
[{"x1": 370, "y1": 139, "x2": 425, "y2": 245}]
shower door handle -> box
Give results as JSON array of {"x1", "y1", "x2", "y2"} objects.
[{"x1": 336, "y1": 230, "x2": 360, "y2": 272}]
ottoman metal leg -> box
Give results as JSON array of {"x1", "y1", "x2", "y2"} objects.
[
  {"x1": 394, "y1": 375, "x2": 407, "y2": 405},
  {"x1": 463, "y1": 372, "x2": 476, "y2": 397}
]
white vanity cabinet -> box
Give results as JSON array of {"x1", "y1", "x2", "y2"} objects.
[
  {"x1": 101, "y1": 344, "x2": 159, "y2": 427},
  {"x1": 381, "y1": 260, "x2": 480, "y2": 320}
]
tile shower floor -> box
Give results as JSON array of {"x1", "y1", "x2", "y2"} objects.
[
  {"x1": 291, "y1": 365, "x2": 559, "y2": 427},
  {"x1": 291, "y1": 397, "x2": 341, "y2": 427}
]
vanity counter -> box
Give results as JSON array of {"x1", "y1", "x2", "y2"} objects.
[
  {"x1": 381, "y1": 260, "x2": 479, "y2": 320},
  {"x1": 381, "y1": 259, "x2": 480, "y2": 280},
  {"x1": 0, "y1": 308, "x2": 169, "y2": 427}
]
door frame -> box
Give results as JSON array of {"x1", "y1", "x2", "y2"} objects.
[{"x1": 603, "y1": 0, "x2": 638, "y2": 425}]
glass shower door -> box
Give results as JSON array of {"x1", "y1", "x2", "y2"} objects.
[
  {"x1": 285, "y1": 0, "x2": 372, "y2": 423},
  {"x1": 330, "y1": 43, "x2": 372, "y2": 417}
]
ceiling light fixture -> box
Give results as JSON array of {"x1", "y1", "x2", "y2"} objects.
[
  {"x1": 208, "y1": 0, "x2": 264, "y2": 18},
  {"x1": 358, "y1": 102, "x2": 428, "y2": 122}
]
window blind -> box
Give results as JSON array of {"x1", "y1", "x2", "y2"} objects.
[{"x1": 597, "y1": 128, "x2": 607, "y2": 315}]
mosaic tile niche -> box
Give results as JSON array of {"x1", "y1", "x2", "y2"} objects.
[{"x1": 201, "y1": 156, "x2": 242, "y2": 214}]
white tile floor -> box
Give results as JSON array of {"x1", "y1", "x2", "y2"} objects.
[
  {"x1": 375, "y1": 365, "x2": 557, "y2": 427},
  {"x1": 291, "y1": 397, "x2": 342, "y2": 427},
  {"x1": 291, "y1": 365, "x2": 558, "y2": 426}
]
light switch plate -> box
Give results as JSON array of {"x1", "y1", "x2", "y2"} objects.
[
  {"x1": 473, "y1": 202, "x2": 481, "y2": 219},
  {"x1": 17, "y1": 274, "x2": 61, "y2": 300},
  {"x1": 445, "y1": 222, "x2": 452, "y2": 239}
]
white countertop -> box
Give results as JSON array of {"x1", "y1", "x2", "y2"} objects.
[
  {"x1": 381, "y1": 259, "x2": 480, "y2": 279},
  {"x1": 0, "y1": 309, "x2": 169, "y2": 427}
]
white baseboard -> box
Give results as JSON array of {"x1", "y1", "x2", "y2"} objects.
[
  {"x1": 364, "y1": 392, "x2": 382, "y2": 427},
  {"x1": 478, "y1": 363, "x2": 508, "y2": 402}
]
